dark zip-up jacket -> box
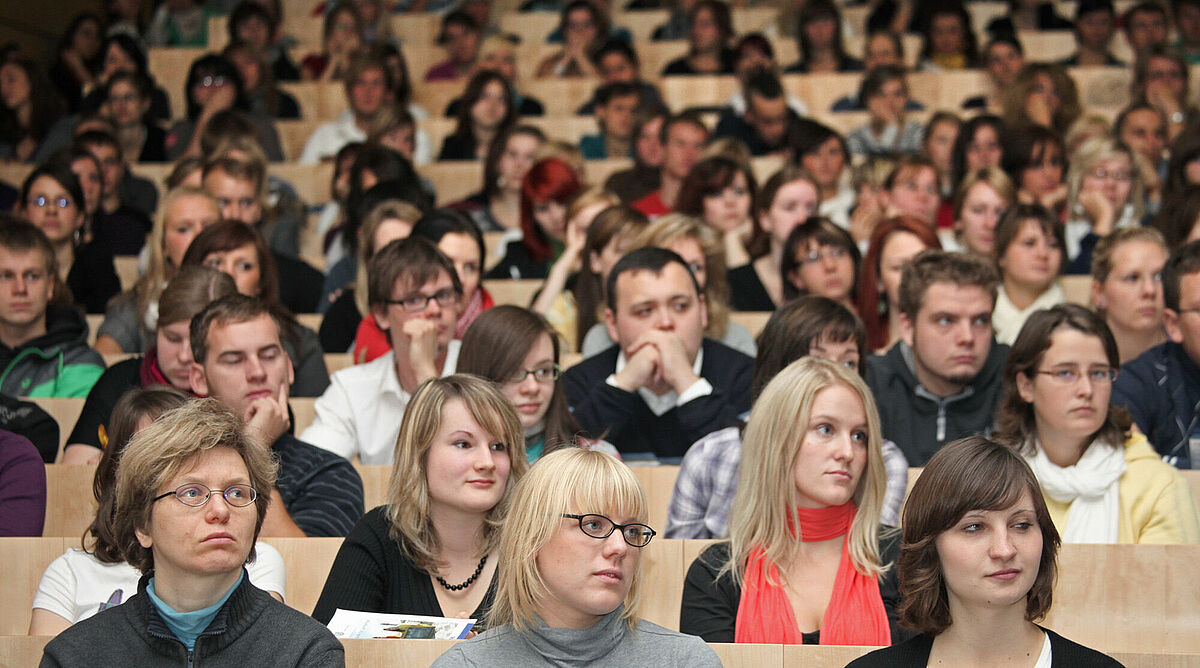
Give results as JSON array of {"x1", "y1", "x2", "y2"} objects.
[
  {"x1": 865, "y1": 340, "x2": 1008, "y2": 466},
  {"x1": 41, "y1": 571, "x2": 344, "y2": 667}
]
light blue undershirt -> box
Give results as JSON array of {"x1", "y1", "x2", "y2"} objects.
[{"x1": 146, "y1": 571, "x2": 244, "y2": 651}]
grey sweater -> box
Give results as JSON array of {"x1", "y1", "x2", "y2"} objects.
[
  {"x1": 431, "y1": 606, "x2": 720, "y2": 667},
  {"x1": 40, "y1": 572, "x2": 344, "y2": 667}
]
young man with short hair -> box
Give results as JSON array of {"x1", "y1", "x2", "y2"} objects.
[
  {"x1": 74, "y1": 130, "x2": 155, "y2": 248},
  {"x1": 563, "y1": 247, "x2": 753, "y2": 459},
  {"x1": 1113, "y1": 239, "x2": 1200, "y2": 468},
  {"x1": 190, "y1": 294, "x2": 363, "y2": 536},
  {"x1": 0, "y1": 216, "x2": 104, "y2": 397},
  {"x1": 579, "y1": 82, "x2": 641, "y2": 159},
  {"x1": 300, "y1": 50, "x2": 394, "y2": 165},
  {"x1": 865, "y1": 250, "x2": 1008, "y2": 465},
  {"x1": 713, "y1": 69, "x2": 798, "y2": 156},
  {"x1": 632, "y1": 113, "x2": 709, "y2": 217},
  {"x1": 1123, "y1": 1, "x2": 1169, "y2": 56},
  {"x1": 301, "y1": 237, "x2": 461, "y2": 465}
]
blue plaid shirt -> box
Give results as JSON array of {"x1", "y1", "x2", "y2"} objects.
[{"x1": 665, "y1": 427, "x2": 909, "y2": 539}]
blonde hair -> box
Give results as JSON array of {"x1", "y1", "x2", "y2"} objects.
[
  {"x1": 1066, "y1": 136, "x2": 1144, "y2": 221},
  {"x1": 629, "y1": 213, "x2": 731, "y2": 339},
  {"x1": 567, "y1": 186, "x2": 620, "y2": 223},
  {"x1": 702, "y1": 137, "x2": 753, "y2": 166},
  {"x1": 724, "y1": 357, "x2": 890, "y2": 584},
  {"x1": 952, "y1": 167, "x2": 1015, "y2": 221},
  {"x1": 488, "y1": 448, "x2": 647, "y2": 632},
  {"x1": 386, "y1": 375, "x2": 528, "y2": 574},
  {"x1": 136, "y1": 186, "x2": 221, "y2": 329},
  {"x1": 113, "y1": 398, "x2": 278, "y2": 574}
]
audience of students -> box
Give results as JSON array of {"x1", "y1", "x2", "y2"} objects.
[{"x1": 2, "y1": 5, "x2": 1193, "y2": 664}]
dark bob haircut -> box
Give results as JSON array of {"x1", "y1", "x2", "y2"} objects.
[{"x1": 898, "y1": 435, "x2": 1061, "y2": 635}]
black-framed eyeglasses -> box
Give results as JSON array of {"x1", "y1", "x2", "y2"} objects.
[
  {"x1": 507, "y1": 364, "x2": 561, "y2": 384},
  {"x1": 153, "y1": 483, "x2": 258, "y2": 507},
  {"x1": 562, "y1": 513, "x2": 656, "y2": 548},
  {"x1": 383, "y1": 288, "x2": 461, "y2": 313}
]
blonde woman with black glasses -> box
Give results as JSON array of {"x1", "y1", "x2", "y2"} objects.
[{"x1": 432, "y1": 448, "x2": 720, "y2": 667}]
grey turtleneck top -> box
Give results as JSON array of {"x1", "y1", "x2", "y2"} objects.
[{"x1": 429, "y1": 606, "x2": 720, "y2": 667}]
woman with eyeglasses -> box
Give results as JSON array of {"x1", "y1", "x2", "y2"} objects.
[
  {"x1": 680, "y1": 357, "x2": 902, "y2": 645},
  {"x1": 458, "y1": 305, "x2": 616, "y2": 463},
  {"x1": 18, "y1": 160, "x2": 120, "y2": 314},
  {"x1": 994, "y1": 304, "x2": 1200, "y2": 544},
  {"x1": 1062, "y1": 137, "x2": 1145, "y2": 274},
  {"x1": 32, "y1": 388, "x2": 287, "y2": 635},
  {"x1": 312, "y1": 375, "x2": 527, "y2": 627},
  {"x1": 41, "y1": 398, "x2": 341, "y2": 665},
  {"x1": 781, "y1": 217, "x2": 861, "y2": 313},
  {"x1": 432, "y1": 447, "x2": 720, "y2": 667}
]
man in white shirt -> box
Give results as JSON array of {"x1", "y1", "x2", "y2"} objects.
[
  {"x1": 299, "y1": 50, "x2": 392, "y2": 165},
  {"x1": 301, "y1": 237, "x2": 462, "y2": 464}
]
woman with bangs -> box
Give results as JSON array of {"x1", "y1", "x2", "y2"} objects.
[
  {"x1": 847, "y1": 436, "x2": 1120, "y2": 666},
  {"x1": 579, "y1": 214, "x2": 756, "y2": 357},
  {"x1": 991, "y1": 204, "x2": 1066, "y2": 346},
  {"x1": 1063, "y1": 137, "x2": 1145, "y2": 274},
  {"x1": 674, "y1": 155, "x2": 758, "y2": 268},
  {"x1": 728, "y1": 167, "x2": 822, "y2": 311},
  {"x1": 681, "y1": 357, "x2": 901, "y2": 645},
  {"x1": 781, "y1": 217, "x2": 862, "y2": 313},
  {"x1": 438, "y1": 70, "x2": 517, "y2": 162},
  {"x1": 432, "y1": 448, "x2": 720, "y2": 667},
  {"x1": 313, "y1": 375, "x2": 528, "y2": 626},
  {"x1": 459, "y1": 306, "x2": 617, "y2": 463},
  {"x1": 488, "y1": 158, "x2": 583, "y2": 280},
  {"x1": 1005, "y1": 124, "x2": 1069, "y2": 215},
  {"x1": 994, "y1": 305, "x2": 1200, "y2": 544}
]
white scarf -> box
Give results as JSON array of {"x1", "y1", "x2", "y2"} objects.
[{"x1": 1024, "y1": 439, "x2": 1126, "y2": 544}]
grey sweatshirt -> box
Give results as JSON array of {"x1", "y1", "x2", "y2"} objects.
[{"x1": 431, "y1": 606, "x2": 721, "y2": 667}]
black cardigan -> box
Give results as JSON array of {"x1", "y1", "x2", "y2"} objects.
[
  {"x1": 680, "y1": 530, "x2": 908, "y2": 644},
  {"x1": 311, "y1": 506, "x2": 496, "y2": 625},
  {"x1": 846, "y1": 627, "x2": 1124, "y2": 667},
  {"x1": 562, "y1": 338, "x2": 753, "y2": 459}
]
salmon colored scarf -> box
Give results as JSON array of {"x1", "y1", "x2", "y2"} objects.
[{"x1": 734, "y1": 502, "x2": 890, "y2": 646}]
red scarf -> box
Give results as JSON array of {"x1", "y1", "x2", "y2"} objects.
[
  {"x1": 454, "y1": 287, "x2": 493, "y2": 340},
  {"x1": 734, "y1": 502, "x2": 890, "y2": 646}
]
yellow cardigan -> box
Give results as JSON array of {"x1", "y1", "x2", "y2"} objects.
[{"x1": 1042, "y1": 434, "x2": 1200, "y2": 544}]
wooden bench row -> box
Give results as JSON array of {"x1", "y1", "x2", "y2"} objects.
[{"x1": 1, "y1": 537, "x2": 1198, "y2": 654}]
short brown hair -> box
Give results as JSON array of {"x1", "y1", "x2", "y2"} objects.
[
  {"x1": 202, "y1": 155, "x2": 266, "y2": 196},
  {"x1": 994, "y1": 304, "x2": 1131, "y2": 450},
  {"x1": 190, "y1": 294, "x2": 281, "y2": 364},
  {"x1": 898, "y1": 436, "x2": 1060, "y2": 635},
  {"x1": 897, "y1": 250, "x2": 999, "y2": 320},
  {"x1": 366, "y1": 236, "x2": 461, "y2": 307},
  {"x1": 0, "y1": 215, "x2": 56, "y2": 276},
  {"x1": 114, "y1": 398, "x2": 278, "y2": 574}
]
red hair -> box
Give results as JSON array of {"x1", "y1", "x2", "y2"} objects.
[
  {"x1": 856, "y1": 216, "x2": 943, "y2": 351},
  {"x1": 520, "y1": 158, "x2": 583, "y2": 263}
]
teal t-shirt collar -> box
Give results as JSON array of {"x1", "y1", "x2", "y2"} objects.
[{"x1": 147, "y1": 571, "x2": 244, "y2": 650}]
